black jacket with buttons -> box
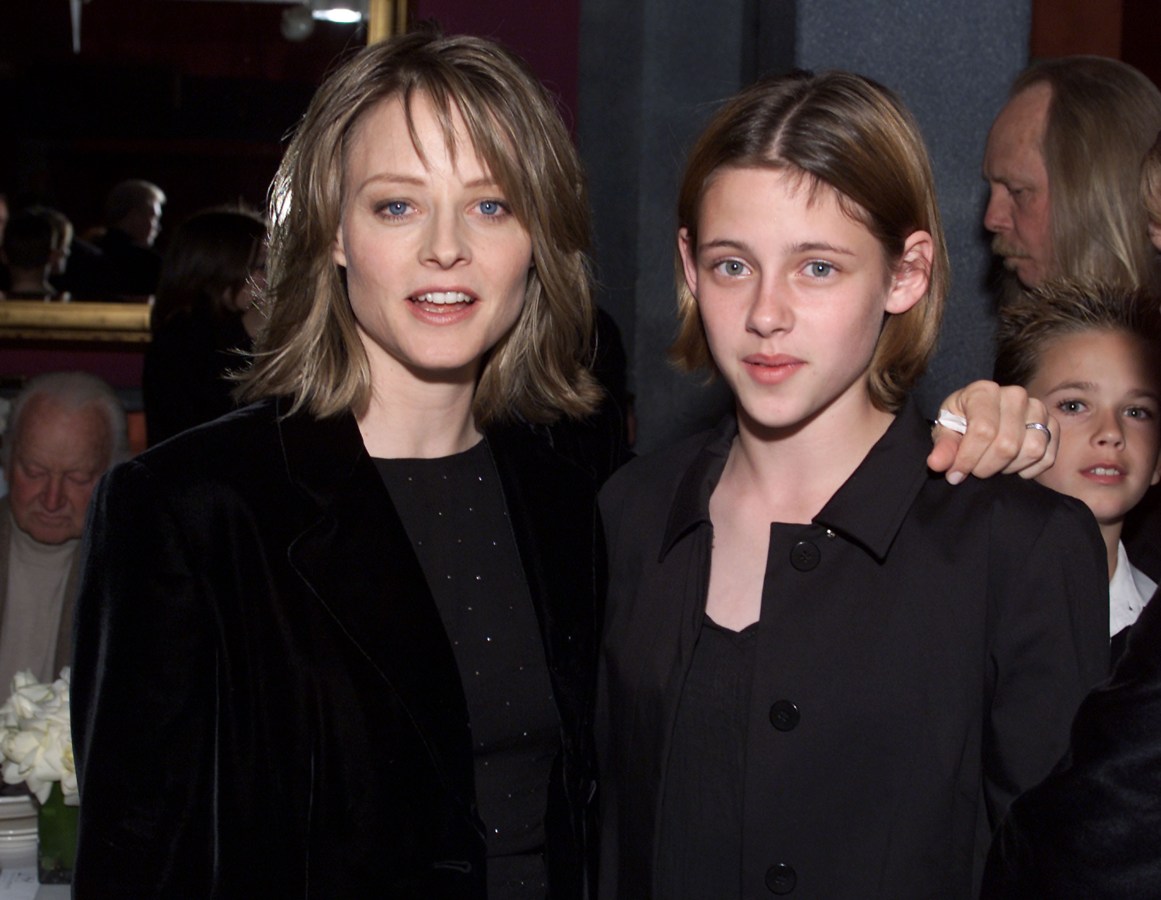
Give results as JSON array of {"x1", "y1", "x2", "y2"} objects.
[{"x1": 596, "y1": 400, "x2": 1108, "y2": 900}]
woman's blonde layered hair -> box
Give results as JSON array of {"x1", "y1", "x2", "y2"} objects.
[
  {"x1": 238, "y1": 30, "x2": 601, "y2": 425},
  {"x1": 670, "y1": 70, "x2": 948, "y2": 413}
]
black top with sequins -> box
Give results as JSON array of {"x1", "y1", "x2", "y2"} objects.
[{"x1": 376, "y1": 440, "x2": 560, "y2": 900}]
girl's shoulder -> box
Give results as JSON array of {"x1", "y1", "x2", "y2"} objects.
[{"x1": 600, "y1": 421, "x2": 732, "y2": 530}]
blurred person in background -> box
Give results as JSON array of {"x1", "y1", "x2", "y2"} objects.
[{"x1": 142, "y1": 206, "x2": 267, "y2": 445}]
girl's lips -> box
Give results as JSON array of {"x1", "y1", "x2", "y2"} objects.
[{"x1": 742, "y1": 354, "x2": 805, "y2": 384}]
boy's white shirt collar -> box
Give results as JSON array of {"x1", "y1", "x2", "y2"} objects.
[{"x1": 1110, "y1": 540, "x2": 1157, "y2": 637}]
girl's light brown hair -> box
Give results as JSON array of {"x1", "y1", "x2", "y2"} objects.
[
  {"x1": 670, "y1": 70, "x2": 948, "y2": 412},
  {"x1": 237, "y1": 30, "x2": 601, "y2": 425}
]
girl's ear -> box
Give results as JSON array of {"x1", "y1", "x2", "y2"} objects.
[
  {"x1": 332, "y1": 227, "x2": 348, "y2": 268},
  {"x1": 884, "y1": 230, "x2": 933, "y2": 315},
  {"x1": 678, "y1": 228, "x2": 699, "y2": 299}
]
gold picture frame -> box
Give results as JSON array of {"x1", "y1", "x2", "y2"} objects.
[
  {"x1": 0, "y1": 301, "x2": 152, "y2": 344},
  {"x1": 367, "y1": 0, "x2": 408, "y2": 44}
]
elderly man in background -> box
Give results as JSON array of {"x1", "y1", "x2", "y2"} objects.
[
  {"x1": 0, "y1": 373, "x2": 126, "y2": 689},
  {"x1": 983, "y1": 55, "x2": 1161, "y2": 293}
]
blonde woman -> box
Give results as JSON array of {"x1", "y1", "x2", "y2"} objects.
[{"x1": 73, "y1": 32, "x2": 605, "y2": 898}]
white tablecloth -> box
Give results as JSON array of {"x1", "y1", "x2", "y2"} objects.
[{"x1": 0, "y1": 869, "x2": 69, "y2": 899}]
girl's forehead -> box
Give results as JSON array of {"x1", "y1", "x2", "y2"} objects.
[{"x1": 698, "y1": 165, "x2": 872, "y2": 233}]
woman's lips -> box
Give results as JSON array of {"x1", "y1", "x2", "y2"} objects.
[{"x1": 407, "y1": 290, "x2": 478, "y2": 322}]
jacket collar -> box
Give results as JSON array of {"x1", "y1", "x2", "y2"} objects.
[
  {"x1": 275, "y1": 397, "x2": 367, "y2": 505},
  {"x1": 275, "y1": 400, "x2": 473, "y2": 767},
  {"x1": 661, "y1": 399, "x2": 933, "y2": 562},
  {"x1": 660, "y1": 417, "x2": 734, "y2": 560},
  {"x1": 814, "y1": 399, "x2": 934, "y2": 560}
]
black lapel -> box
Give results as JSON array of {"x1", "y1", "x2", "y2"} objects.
[
  {"x1": 278, "y1": 403, "x2": 471, "y2": 764},
  {"x1": 488, "y1": 424, "x2": 600, "y2": 717}
]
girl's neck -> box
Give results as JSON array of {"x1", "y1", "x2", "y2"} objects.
[{"x1": 728, "y1": 395, "x2": 895, "y2": 524}]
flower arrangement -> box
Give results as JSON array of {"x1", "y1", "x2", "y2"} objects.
[{"x1": 0, "y1": 669, "x2": 78, "y2": 806}]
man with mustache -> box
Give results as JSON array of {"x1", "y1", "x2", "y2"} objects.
[{"x1": 983, "y1": 56, "x2": 1161, "y2": 294}]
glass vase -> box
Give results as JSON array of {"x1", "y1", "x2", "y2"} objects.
[{"x1": 35, "y1": 783, "x2": 78, "y2": 884}]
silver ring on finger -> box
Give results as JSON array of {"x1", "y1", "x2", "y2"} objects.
[{"x1": 1025, "y1": 421, "x2": 1051, "y2": 440}]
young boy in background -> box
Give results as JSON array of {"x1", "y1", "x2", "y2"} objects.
[{"x1": 996, "y1": 279, "x2": 1161, "y2": 663}]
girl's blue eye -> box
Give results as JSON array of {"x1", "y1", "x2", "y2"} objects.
[
  {"x1": 807, "y1": 261, "x2": 834, "y2": 277},
  {"x1": 479, "y1": 200, "x2": 505, "y2": 216},
  {"x1": 384, "y1": 201, "x2": 409, "y2": 217},
  {"x1": 717, "y1": 259, "x2": 747, "y2": 276}
]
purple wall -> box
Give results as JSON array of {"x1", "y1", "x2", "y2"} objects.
[{"x1": 412, "y1": 0, "x2": 582, "y2": 130}]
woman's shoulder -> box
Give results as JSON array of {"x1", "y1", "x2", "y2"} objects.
[
  {"x1": 101, "y1": 401, "x2": 362, "y2": 535},
  {"x1": 119, "y1": 398, "x2": 329, "y2": 504},
  {"x1": 136, "y1": 398, "x2": 282, "y2": 464}
]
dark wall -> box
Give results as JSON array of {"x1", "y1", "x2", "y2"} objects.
[
  {"x1": 579, "y1": 0, "x2": 1161, "y2": 453},
  {"x1": 3, "y1": 1, "x2": 583, "y2": 251},
  {"x1": 2, "y1": 1, "x2": 362, "y2": 243},
  {"x1": 414, "y1": 0, "x2": 581, "y2": 130}
]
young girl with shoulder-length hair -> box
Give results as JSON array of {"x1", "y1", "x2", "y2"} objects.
[{"x1": 597, "y1": 70, "x2": 1109, "y2": 899}]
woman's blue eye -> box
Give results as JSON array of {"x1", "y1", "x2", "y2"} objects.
[
  {"x1": 383, "y1": 201, "x2": 409, "y2": 217},
  {"x1": 479, "y1": 200, "x2": 505, "y2": 216},
  {"x1": 718, "y1": 260, "x2": 746, "y2": 276},
  {"x1": 807, "y1": 261, "x2": 834, "y2": 277}
]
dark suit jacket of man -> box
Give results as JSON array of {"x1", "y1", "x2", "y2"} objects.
[
  {"x1": 0, "y1": 497, "x2": 77, "y2": 680},
  {"x1": 71, "y1": 398, "x2": 602, "y2": 898},
  {"x1": 90, "y1": 227, "x2": 161, "y2": 299},
  {"x1": 982, "y1": 585, "x2": 1161, "y2": 899}
]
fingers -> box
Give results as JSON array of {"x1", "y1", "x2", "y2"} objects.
[
  {"x1": 927, "y1": 381, "x2": 1054, "y2": 483},
  {"x1": 926, "y1": 426, "x2": 965, "y2": 480},
  {"x1": 1009, "y1": 409, "x2": 1059, "y2": 480}
]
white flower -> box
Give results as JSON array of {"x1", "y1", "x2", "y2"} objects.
[{"x1": 0, "y1": 669, "x2": 78, "y2": 805}]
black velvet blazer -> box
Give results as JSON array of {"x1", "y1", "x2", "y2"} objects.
[{"x1": 71, "y1": 398, "x2": 602, "y2": 898}]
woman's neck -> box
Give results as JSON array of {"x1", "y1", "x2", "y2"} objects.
[
  {"x1": 358, "y1": 385, "x2": 480, "y2": 459},
  {"x1": 357, "y1": 354, "x2": 481, "y2": 460}
]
